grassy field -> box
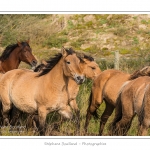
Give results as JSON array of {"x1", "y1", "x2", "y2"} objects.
[{"x1": 0, "y1": 14, "x2": 150, "y2": 136}]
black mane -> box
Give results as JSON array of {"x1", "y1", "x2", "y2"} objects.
[
  {"x1": 129, "y1": 66, "x2": 150, "y2": 80},
  {"x1": 0, "y1": 42, "x2": 30, "y2": 61},
  {"x1": 76, "y1": 52, "x2": 94, "y2": 62},
  {"x1": 83, "y1": 54, "x2": 94, "y2": 61},
  {"x1": 37, "y1": 48, "x2": 75, "y2": 77},
  {"x1": 35, "y1": 49, "x2": 95, "y2": 75}
]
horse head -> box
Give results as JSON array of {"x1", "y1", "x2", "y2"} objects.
[
  {"x1": 61, "y1": 47, "x2": 85, "y2": 85},
  {"x1": 17, "y1": 40, "x2": 37, "y2": 68},
  {"x1": 79, "y1": 55, "x2": 101, "y2": 80}
]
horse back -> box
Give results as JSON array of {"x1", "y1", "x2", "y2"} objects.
[
  {"x1": 120, "y1": 76, "x2": 150, "y2": 114},
  {"x1": 0, "y1": 69, "x2": 39, "y2": 113},
  {"x1": 96, "y1": 69, "x2": 130, "y2": 106}
]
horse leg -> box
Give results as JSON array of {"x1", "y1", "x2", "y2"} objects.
[
  {"x1": 58, "y1": 105, "x2": 72, "y2": 135},
  {"x1": 85, "y1": 86, "x2": 103, "y2": 133},
  {"x1": 138, "y1": 123, "x2": 149, "y2": 136},
  {"x1": 138, "y1": 89, "x2": 150, "y2": 136},
  {"x1": 0, "y1": 102, "x2": 3, "y2": 126},
  {"x1": 114, "y1": 114, "x2": 134, "y2": 136},
  {"x1": 38, "y1": 107, "x2": 48, "y2": 136},
  {"x1": 113, "y1": 96, "x2": 134, "y2": 136},
  {"x1": 99, "y1": 102, "x2": 114, "y2": 135},
  {"x1": 26, "y1": 114, "x2": 39, "y2": 132},
  {"x1": 69, "y1": 99, "x2": 80, "y2": 135},
  {"x1": 58, "y1": 105, "x2": 72, "y2": 119},
  {"x1": 10, "y1": 105, "x2": 22, "y2": 126},
  {"x1": 85, "y1": 71, "x2": 112, "y2": 133},
  {"x1": 2, "y1": 101, "x2": 12, "y2": 126},
  {"x1": 138, "y1": 110, "x2": 150, "y2": 136},
  {"x1": 32, "y1": 115, "x2": 39, "y2": 130}
]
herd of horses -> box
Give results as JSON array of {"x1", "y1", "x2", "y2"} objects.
[{"x1": 0, "y1": 40, "x2": 150, "y2": 136}]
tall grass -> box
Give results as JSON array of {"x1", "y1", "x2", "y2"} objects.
[
  {"x1": 1, "y1": 14, "x2": 150, "y2": 136},
  {"x1": 1, "y1": 51, "x2": 150, "y2": 136}
]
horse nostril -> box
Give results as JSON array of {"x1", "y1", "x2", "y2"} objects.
[
  {"x1": 76, "y1": 76, "x2": 85, "y2": 84},
  {"x1": 80, "y1": 77, "x2": 85, "y2": 83},
  {"x1": 80, "y1": 79, "x2": 83, "y2": 83},
  {"x1": 77, "y1": 76, "x2": 81, "y2": 81},
  {"x1": 32, "y1": 60, "x2": 37, "y2": 66}
]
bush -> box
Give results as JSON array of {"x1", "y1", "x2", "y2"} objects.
[{"x1": 43, "y1": 35, "x2": 68, "y2": 48}]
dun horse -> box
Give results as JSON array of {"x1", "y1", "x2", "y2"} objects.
[
  {"x1": 33, "y1": 52, "x2": 101, "y2": 133},
  {"x1": 0, "y1": 47, "x2": 85, "y2": 135},
  {"x1": 11, "y1": 51, "x2": 101, "y2": 134},
  {"x1": 85, "y1": 67, "x2": 150, "y2": 135},
  {"x1": 110, "y1": 75, "x2": 150, "y2": 136}
]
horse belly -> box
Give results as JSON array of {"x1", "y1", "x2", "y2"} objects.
[{"x1": 11, "y1": 94, "x2": 37, "y2": 114}]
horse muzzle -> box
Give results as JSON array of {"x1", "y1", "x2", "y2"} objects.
[
  {"x1": 31, "y1": 60, "x2": 37, "y2": 66},
  {"x1": 30, "y1": 60, "x2": 38, "y2": 69},
  {"x1": 74, "y1": 75, "x2": 85, "y2": 85}
]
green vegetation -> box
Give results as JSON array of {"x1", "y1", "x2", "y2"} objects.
[
  {"x1": 1, "y1": 14, "x2": 150, "y2": 136},
  {"x1": 71, "y1": 38, "x2": 85, "y2": 49},
  {"x1": 43, "y1": 35, "x2": 68, "y2": 48},
  {"x1": 1, "y1": 14, "x2": 150, "y2": 57}
]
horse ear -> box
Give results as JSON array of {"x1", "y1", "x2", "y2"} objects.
[
  {"x1": 17, "y1": 40, "x2": 22, "y2": 47},
  {"x1": 41, "y1": 60, "x2": 47, "y2": 65},
  {"x1": 27, "y1": 38, "x2": 30, "y2": 44},
  {"x1": 80, "y1": 53, "x2": 84, "y2": 59},
  {"x1": 61, "y1": 47, "x2": 67, "y2": 57}
]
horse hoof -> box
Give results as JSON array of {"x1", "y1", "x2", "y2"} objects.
[{"x1": 3, "y1": 118, "x2": 10, "y2": 126}]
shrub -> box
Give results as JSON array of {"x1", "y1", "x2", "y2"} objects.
[{"x1": 43, "y1": 35, "x2": 68, "y2": 48}]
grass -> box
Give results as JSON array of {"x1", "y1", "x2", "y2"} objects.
[
  {"x1": 113, "y1": 27, "x2": 128, "y2": 36},
  {"x1": 2, "y1": 54, "x2": 150, "y2": 136},
  {"x1": 1, "y1": 14, "x2": 150, "y2": 136},
  {"x1": 1, "y1": 14, "x2": 150, "y2": 58},
  {"x1": 43, "y1": 35, "x2": 68, "y2": 48}
]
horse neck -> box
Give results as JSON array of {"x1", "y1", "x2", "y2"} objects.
[
  {"x1": 44, "y1": 58, "x2": 68, "y2": 90},
  {"x1": 0, "y1": 47, "x2": 21, "y2": 72},
  {"x1": 67, "y1": 77, "x2": 79, "y2": 99}
]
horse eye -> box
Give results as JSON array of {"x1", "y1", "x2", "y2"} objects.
[
  {"x1": 91, "y1": 67, "x2": 96, "y2": 70},
  {"x1": 66, "y1": 61, "x2": 70, "y2": 64}
]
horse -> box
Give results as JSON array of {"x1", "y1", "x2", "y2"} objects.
[
  {"x1": 34, "y1": 52, "x2": 101, "y2": 134},
  {"x1": 0, "y1": 47, "x2": 85, "y2": 135},
  {"x1": 0, "y1": 40, "x2": 37, "y2": 125},
  {"x1": 84, "y1": 66, "x2": 150, "y2": 135},
  {"x1": 0, "y1": 40, "x2": 37, "y2": 73},
  {"x1": 110, "y1": 76, "x2": 150, "y2": 136},
  {"x1": 66, "y1": 53, "x2": 101, "y2": 132},
  {"x1": 10, "y1": 50, "x2": 101, "y2": 135}
]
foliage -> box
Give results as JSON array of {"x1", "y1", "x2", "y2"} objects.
[
  {"x1": 43, "y1": 35, "x2": 68, "y2": 48},
  {"x1": 1, "y1": 14, "x2": 150, "y2": 136}
]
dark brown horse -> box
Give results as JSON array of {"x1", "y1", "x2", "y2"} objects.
[
  {"x1": 0, "y1": 40, "x2": 37, "y2": 73},
  {"x1": 84, "y1": 67, "x2": 150, "y2": 135}
]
